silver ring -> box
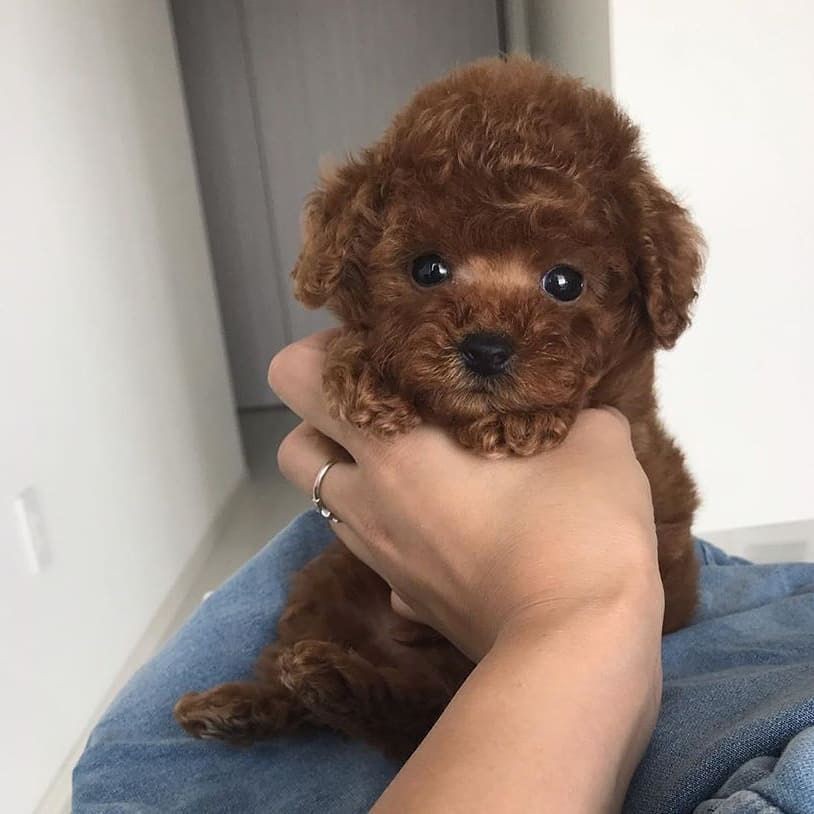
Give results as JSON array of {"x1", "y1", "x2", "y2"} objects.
[{"x1": 312, "y1": 460, "x2": 341, "y2": 524}]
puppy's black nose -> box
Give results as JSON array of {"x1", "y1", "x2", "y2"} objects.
[{"x1": 459, "y1": 332, "x2": 513, "y2": 376}]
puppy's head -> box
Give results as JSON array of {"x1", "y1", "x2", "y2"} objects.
[{"x1": 293, "y1": 58, "x2": 704, "y2": 453}]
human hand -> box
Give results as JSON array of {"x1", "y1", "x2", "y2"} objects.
[{"x1": 269, "y1": 331, "x2": 664, "y2": 661}]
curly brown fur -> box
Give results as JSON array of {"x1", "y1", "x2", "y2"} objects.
[
  {"x1": 175, "y1": 542, "x2": 470, "y2": 759},
  {"x1": 176, "y1": 57, "x2": 704, "y2": 757}
]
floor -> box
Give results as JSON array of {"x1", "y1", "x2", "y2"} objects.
[{"x1": 167, "y1": 407, "x2": 310, "y2": 635}]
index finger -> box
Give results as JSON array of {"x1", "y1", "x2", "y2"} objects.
[{"x1": 267, "y1": 331, "x2": 367, "y2": 456}]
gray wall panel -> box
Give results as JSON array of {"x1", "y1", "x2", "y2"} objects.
[
  {"x1": 174, "y1": 0, "x2": 499, "y2": 407},
  {"x1": 244, "y1": 0, "x2": 500, "y2": 343},
  {"x1": 173, "y1": 0, "x2": 290, "y2": 407}
]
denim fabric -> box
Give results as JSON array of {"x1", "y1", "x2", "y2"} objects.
[
  {"x1": 693, "y1": 727, "x2": 814, "y2": 813},
  {"x1": 626, "y1": 541, "x2": 814, "y2": 814},
  {"x1": 73, "y1": 511, "x2": 814, "y2": 813}
]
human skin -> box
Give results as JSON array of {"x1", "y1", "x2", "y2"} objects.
[{"x1": 269, "y1": 331, "x2": 665, "y2": 813}]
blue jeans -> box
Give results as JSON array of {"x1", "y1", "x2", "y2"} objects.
[{"x1": 74, "y1": 512, "x2": 814, "y2": 813}]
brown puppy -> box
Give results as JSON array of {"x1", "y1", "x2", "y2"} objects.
[{"x1": 175, "y1": 57, "x2": 703, "y2": 759}]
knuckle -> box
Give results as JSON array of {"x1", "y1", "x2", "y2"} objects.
[
  {"x1": 582, "y1": 407, "x2": 630, "y2": 444},
  {"x1": 606, "y1": 415, "x2": 632, "y2": 446},
  {"x1": 267, "y1": 351, "x2": 286, "y2": 392},
  {"x1": 267, "y1": 343, "x2": 303, "y2": 393},
  {"x1": 603, "y1": 406, "x2": 631, "y2": 433},
  {"x1": 275, "y1": 427, "x2": 302, "y2": 479}
]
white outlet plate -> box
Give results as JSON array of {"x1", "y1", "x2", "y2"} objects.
[{"x1": 13, "y1": 487, "x2": 52, "y2": 574}]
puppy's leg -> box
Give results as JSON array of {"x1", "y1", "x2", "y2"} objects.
[
  {"x1": 323, "y1": 330, "x2": 420, "y2": 437},
  {"x1": 657, "y1": 521, "x2": 699, "y2": 633},
  {"x1": 173, "y1": 679, "x2": 305, "y2": 744},
  {"x1": 276, "y1": 639, "x2": 453, "y2": 759}
]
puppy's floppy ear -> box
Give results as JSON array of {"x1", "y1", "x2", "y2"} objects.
[
  {"x1": 292, "y1": 155, "x2": 380, "y2": 309},
  {"x1": 633, "y1": 172, "x2": 706, "y2": 348}
]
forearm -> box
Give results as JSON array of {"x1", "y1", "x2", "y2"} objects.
[{"x1": 373, "y1": 601, "x2": 662, "y2": 814}]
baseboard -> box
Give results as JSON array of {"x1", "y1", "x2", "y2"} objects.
[{"x1": 34, "y1": 474, "x2": 250, "y2": 814}]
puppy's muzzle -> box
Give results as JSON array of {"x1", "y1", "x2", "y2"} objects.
[{"x1": 459, "y1": 332, "x2": 513, "y2": 376}]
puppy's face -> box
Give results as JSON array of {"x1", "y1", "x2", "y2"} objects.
[
  {"x1": 293, "y1": 59, "x2": 704, "y2": 453},
  {"x1": 363, "y1": 225, "x2": 627, "y2": 432}
]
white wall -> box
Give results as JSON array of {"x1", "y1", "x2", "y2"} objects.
[
  {"x1": 0, "y1": 3, "x2": 245, "y2": 811},
  {"x1": 609, "y1": 1, "x2": 814, "y2": 533}
]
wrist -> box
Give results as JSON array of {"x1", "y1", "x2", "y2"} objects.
[
  {"x1": 493, "y1": 520, "x2": 664, "y2": 644},
  {"x1": 497, "y1": 574, "x2": 663, "y2": 649},
  {"x1": 493, "y1": 577, "x2": 664, "y2": 714},
  {"x1": 474, "y1": 593, "x2": 663, "y2": 814},
  {"x1": 495, "y1": 596, "x2": 661, "y2": 668}
]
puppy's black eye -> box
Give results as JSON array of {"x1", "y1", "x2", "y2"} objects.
[
  {"x1": 411, "y1": 254, "x2": 451, "y2": 287},
  {"x1": 541, "y1": 265, "x2": 584, "y2": 302}
]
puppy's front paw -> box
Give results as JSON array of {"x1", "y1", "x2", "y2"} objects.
[
  {"x1": 323, "y1": 335, "x2": 419, "y2": 436},
  {"x1": 455, "y1": 410, "x2": 575, "y2": 457},
  {"x1": 341, "y1": 383, "x2": 420, "y2": 437}
]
